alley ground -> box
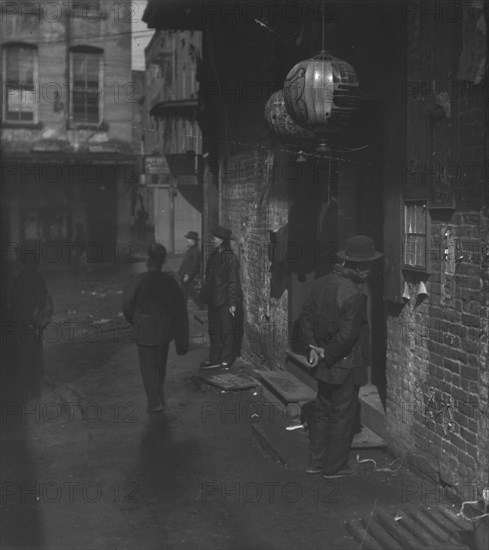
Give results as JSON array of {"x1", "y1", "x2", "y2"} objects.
[{"x1": 0, "y1": 256, "x2": 473, "y2": 550}]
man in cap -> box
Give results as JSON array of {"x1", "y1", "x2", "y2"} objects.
[
  {"x1": 123, "y1": 244, "x2": 189, "y2": 412},
  {"x1": 199, "y1": 226, "x2": 243, "y2": 370},
  {"x1": 299, "y1": 235, "x2": 383, "y2": 478},
  {"x1": 177, "y1": 231, "x2": 201, "y2": 305}
]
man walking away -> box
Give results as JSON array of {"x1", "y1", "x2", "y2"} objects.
[
  {"x1": 123, "y1": 244, "x2": 189, "y2": 412},
  {"x1": 177, "y1": 231, "x2": 201, "y2": 305},
  {"x1": 299, "y1": 235, "x2": 383, "y2": 478}
]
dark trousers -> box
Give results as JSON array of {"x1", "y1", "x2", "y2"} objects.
[
  {"x1": 181, "y1": 282, "x2": 191, "y2": 306},
  {"x1": 308, "y1": 373, "x2": 360, "y2": 474},
  {"x1": 207, "y1": 304, "x2": 242, "y2": 365},
  {"x1": 137, "y1": 343, "x2": 169, "y2": 408}
]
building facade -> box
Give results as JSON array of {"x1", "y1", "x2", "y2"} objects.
[
  {"x1": 1, "y1": 0, "x2": 138, "y2": 261},
  {"x1": 143, "y1": 29, "x2": 203, "y2": 253},
  {"x1": 143, "y1": 0, "x2": 489, "y2": 499}
]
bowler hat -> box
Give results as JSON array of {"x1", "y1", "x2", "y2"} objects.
[
  {"x1": 211, "y1": 225, "x2": 232, "y2": 241},
  {"x1": 184, "y1": 231, "x2": 199, "y2": 241},
  {"x1": 337, "y1": 235, "x2": 383, "y2": 262}
]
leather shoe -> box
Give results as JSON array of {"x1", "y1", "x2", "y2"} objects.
[
  {"x1": 201, "y1": 361, "x2": 221, "y2": 369},
  {"x1": 322, "y1": 463, "x2": 359, "y2": 479},
  {"x1": 305, "y1": 467, "x2": 323, "y2": 475},
  {"x1": 147, "y1": 404, "x2": 164, "y2": 413}
]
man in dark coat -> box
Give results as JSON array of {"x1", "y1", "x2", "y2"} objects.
[
  {"x1": 123, "y1": 244, "x2": 189, "y2": 412},
  {"x1": 177, "y1": 231, "x2": 201, "y2": 304},
  {"x1": 299, "y1": 235, "x2": 383, "y2": 478},
  {"x1": 199, "y1": 226, "x2": 243, "y2": 370}
]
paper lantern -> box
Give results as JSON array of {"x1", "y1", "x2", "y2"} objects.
[
  {"x1": 264, "y1": 89, "x2": 315, "y2": 148},
  {"x1": 283, "y1": 51, "x2": 360, "y2": 152}
]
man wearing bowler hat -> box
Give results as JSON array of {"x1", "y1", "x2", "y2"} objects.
[
  {"x1": 299, "y1": 235, "x2": 383, "y2": 478},
  {"x1": 199, "y1": 225, "x2": 243, "y2": 370},
  {"x1": 177, "y1": 231, "x2": 201, "y2": 304}
]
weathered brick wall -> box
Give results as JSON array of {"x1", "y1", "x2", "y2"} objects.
[
  {"x1": 386, "y1": 8, "x2": 489, "y2": 497},
  {"x1": 220, "y1": 148, "x2": 289, "y2": 370}
]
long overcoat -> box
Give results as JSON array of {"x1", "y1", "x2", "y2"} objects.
[{"x1": 299, "y1": 264, "x2": 370, "y2": 386}]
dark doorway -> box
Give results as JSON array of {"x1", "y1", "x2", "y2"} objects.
[
  {"x1": 287, "y1": 154, "x2": 338, "y2": 353},
  {"x1": 83, "y1": 165, "x2": 117, "y2": 262},
  {"x1": 347, "y1": 98, "x2": 386, "y2": 407}
]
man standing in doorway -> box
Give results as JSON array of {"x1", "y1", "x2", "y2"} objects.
[
  {"x1": 177, "y1": 231, "x2": 201, "y2": 305},
  {"x1": 199, "y1": 226, "x2": 243, "y2": 371},
  {"x1": 123, "y1": 244, "x2": 189, "y2": 412},
  {"x1": 299, "y1": 235, "x2": 383, "y2": 478}
]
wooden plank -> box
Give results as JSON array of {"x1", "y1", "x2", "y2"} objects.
[
  {"x1": 360, "y1": 517, "x2": 404, "y2": 550},
  {"x1": 437, "y1": 505, "x2": 474, "y2": 531},
  {"x1": 404, "y1": 504, "x2": 455, "y2": 544},
  {"x1": 375, "y1": 509, "x2": 432, "y2": 550},
  {"x1": 346, "y1": 518, "x2": 384, "y2": 550},
  {"x1": 420, "y1": 506, "x2": 470, "y2": 548}
]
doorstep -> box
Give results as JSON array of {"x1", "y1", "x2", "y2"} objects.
[
  {"x1": 250, "y1": 366, "x2": 387, "y2": 469},
  {"x1": 285, "y1": 349, "x2": 388, "y2": 441}
]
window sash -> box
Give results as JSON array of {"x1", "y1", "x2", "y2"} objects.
[
  {"x1": 404, "y1": 202, "x2": 429, "y2": 270},
  {"x1": 3, "y1": 45, "x2": 38, "y2": 122},
  {"x1": 71, "y1": 50, "x2": 102, "y2": 124}
]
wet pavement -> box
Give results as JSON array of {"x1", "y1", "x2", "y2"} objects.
[{"x1": 0, "y1": 259, "x2": 475, "y2": 550}]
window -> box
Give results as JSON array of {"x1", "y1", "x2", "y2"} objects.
[
  {"x1": 70, "y1": 47, "x2": 102, "y2": 125},
  {"x1": 403, "y1": 200, "x2": 431, "y2": 272},
  {"x1": 3, "y1": 44, "x2": 38, "y2": 123}
]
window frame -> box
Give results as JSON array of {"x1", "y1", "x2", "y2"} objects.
[
  {"x1": 69, "y1": 46, "x2": 104, "y2": 127},
  {"x1": 403, "y1": 199, "x2": 432, "y2": 273},
  {"x1": 2, "y1": 43, "x2": 39, "y2": 125}
]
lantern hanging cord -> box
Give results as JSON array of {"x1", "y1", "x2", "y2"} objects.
[
  {"x1": 321, "y1": 2, "x2": 325, "y2": 51},
  {"x1": 216, "y1": 138, "x2": 488, "y2": 186}
]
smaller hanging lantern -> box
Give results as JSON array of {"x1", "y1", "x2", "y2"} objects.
[
  {"x1": 283, "y1": 51, "x2": 360, "y2": 152},
  {"x1": 264, "y1": 89, "x2": 315, "y2": 161}
]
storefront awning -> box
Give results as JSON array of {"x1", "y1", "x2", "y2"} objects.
[
  {"x1": 1, "y1": 151, "x2": 139, "y2": 164},
  {"x1": 149, "y1": 99, "x2": 198, "y2": 118}
]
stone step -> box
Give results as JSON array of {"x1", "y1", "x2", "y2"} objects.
[
  {"x1": 255, "y1": 370, "x2": 317, "y2": 405},
  {"x1": 250, "y1": 392, "x2": 387, "y2": 471},
  {"x1": 358, "y1": 383, "x2": 388, "y2": 441},
  {"x1": 285, "y1": 349, "x2": 388, "y2": 441}
]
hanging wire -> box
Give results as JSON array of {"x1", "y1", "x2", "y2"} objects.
[{"x1": 321, "y1": 1, "x2": 325, "y2": 52}]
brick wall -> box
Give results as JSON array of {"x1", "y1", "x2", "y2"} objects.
[
  {"x1": 220, "y1": 148, "x2": 289, "y2": 370},
  {"x1": 386, "y1": 9, "x2": 489, "y2": 497}
]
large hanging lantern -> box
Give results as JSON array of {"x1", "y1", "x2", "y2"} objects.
[
  {"x1": 264, "y1": 89, "x2": 315, "y2": 161},
  {"x1": 283, "y1": 51, "x2": 360, "y2": 152}
]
